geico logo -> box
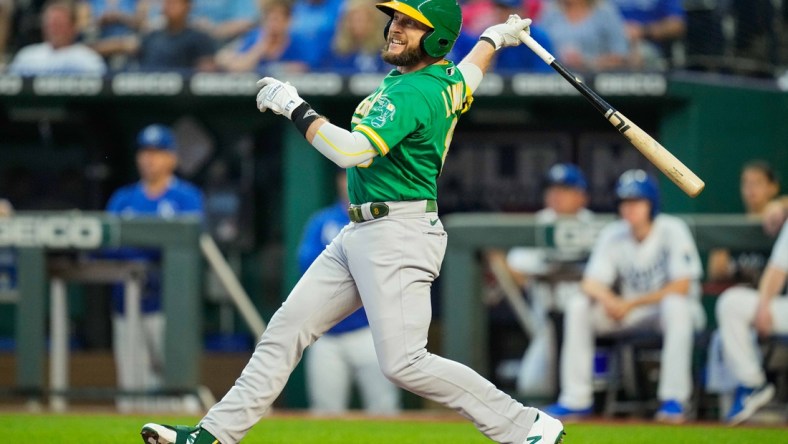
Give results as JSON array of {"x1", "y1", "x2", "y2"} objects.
[
  {"x1": 112, "y1": 73, "x2": 183, "y2": 95},
  {"x1": 553, "y1": 220, "x2": 605, "y2": 250},
  {"x1": 0, "y1": 75, "x2": 23, "y2": 95},
  {"x1": 595, "y1": 74, "x2": 667, "y2": 96},
  {"x1": 0, "y1": 217, "x2": 103, "y2": 248},
  {"x1": 33, "y1": 76, "x2": 103, "y2": 95},
  {"x1": 512, "y1": 74, "x2": 578, "y2": 96},
  {"x1": 190, "y1": 73, "x2": 258, "y2": 95}
]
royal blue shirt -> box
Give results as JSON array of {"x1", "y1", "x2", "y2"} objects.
[
  {"x1": 105, "y1": 178, "x2": 204, "y2": 314},
  {"x1": 610, "y1": 0, "x2": 685, "y2": 24},
  {"x1": 297, "y1": 200, "x2": 369, "y2": 335}
]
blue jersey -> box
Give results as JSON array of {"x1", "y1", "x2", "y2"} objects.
[
  {"x1": 106, "y1": 178, "x2": 204, "y2": 313},
  {"x1": 297, "y1": 200, "x2": 369, "y2": 335},
  {"x1": 609, "y1": 0, "x2": 685, "y2": 24}
]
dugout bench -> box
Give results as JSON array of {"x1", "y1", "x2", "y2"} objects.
[
  {"x1": 3, "y1": 213, "x2": 202, "y2": 408},
  {"x1": 440, "y1": 213, "x2": 778, "y2": 417}
]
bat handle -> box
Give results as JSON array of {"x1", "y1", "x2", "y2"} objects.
[{"x1": 518, "y1": 30, "x2": 555, "y2": 65}]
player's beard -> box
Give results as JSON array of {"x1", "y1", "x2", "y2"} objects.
[{"x1": 381, "y1": 42, "x2": 426, "y2": 67}]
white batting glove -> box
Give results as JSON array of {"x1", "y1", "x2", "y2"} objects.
[
  {"x1": 480, "y1": 14, "x2": 532, "y2": 51},
  {"x1": 256, "y1": 77, "x2": 305, "y2": 120}
]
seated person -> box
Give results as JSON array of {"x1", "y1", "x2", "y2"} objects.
[
  {"x1": 288, "y1": 0, "x2": 344, "y2": 71},
  {"x1": 715, "y1": 218, "x2": 788, "y2": 424},
  {"x1": 318, "y1": 0, "x2": 388, "y2": 74},
  {"x1": 609, "y1": 0, "x2": 685, "y2": 69},
  {"x1": 545, "y1": 169, "x2": 705, "y2": 423},
  {"x1": 189, "y1": 0, "x2": 258, "y2": 44},
  {"x1": 8, "y1": 0, "x2": 106, "y2": 75},
  {"x1": 216, "y1": 0, "x2": 310, "y2": 74},
  {"x1": 539, "y1": 0, "x2": 629, "y2": 72},
  {"x1": 707, "y1": 161, "x2": 780, "y2": 287},
  {"x1": 122, "y1": 0, "x2": 217, "y2": 71},
  {"x1": 81, "y1": 0, "x2": 145, "y2": 67}
]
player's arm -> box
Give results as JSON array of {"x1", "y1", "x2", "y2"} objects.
[
  {"x1": 580, "y1": 277, "x2": 620, "y2": 304},
  {"x1": 755, "y1": 222, "x2": 788, "y2": 334},
  {"x1": 255, "y1": 77, "x2": 377, "y2": 168},
  {"x1": 457, "y1": 15, "x2": 532, "y2": 93}
]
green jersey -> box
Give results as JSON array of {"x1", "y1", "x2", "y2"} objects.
[{"x1": 348, "y1": 61, "x2": 471, "y2": 204}]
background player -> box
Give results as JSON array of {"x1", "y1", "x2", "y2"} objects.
[
  {"x1": 299, "y1": 169, "x2": 400, "y2": 415},
  {"x1": 140, "y1": 1, "x2": 565, "y2": 443},
  {"x1": 105, "y1": 123, "x2": 204, "y2": 411},
  {"x1": 715, "y1": 218, "x2": 788, "y2": 424},
  {"x1": 545, "y1": 169, "x2": 705, "y2": 423}
]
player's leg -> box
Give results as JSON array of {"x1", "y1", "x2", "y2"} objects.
[
  {"x1": 555, "y1": 294, "x2": 597, "y2": 412},
  {"x1": 656, "y1": 294, "x2": 700, "y2": 420},
  {"x1": 345, "y1": 327, "x2": 401, "y2": 415},
  {"x1": 348, "y1": 216, "x2": 555, "y2": 444},
  {"x1": 306, "y1": 334, "x2": 352, "y2": 413},
  {"x1": 717, "y1": 287, "x2": 768, "y2": 386},
  {"x1": 195, "y1": 232, "x2": 362, "y2": 444},
  {"x1": 113, "y1": 312, "x2": 152, "y2": 412}
]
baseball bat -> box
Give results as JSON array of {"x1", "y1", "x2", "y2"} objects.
[{"x1": 518, "y1": 31, "x2": 705, "y2": 197}]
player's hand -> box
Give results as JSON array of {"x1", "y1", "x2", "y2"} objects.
[
  {"x1": 256, "y1": 77, "x2": 305, "y2": 120},
  {"x1": 762, "y1": 200, "x2": 787, "y2": 236},
  {"x1": 480, "y1": 14, "x2": 532, "y2": 51}
]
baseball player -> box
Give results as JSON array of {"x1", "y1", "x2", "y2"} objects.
[
  {"x1": 300, "y1": 169, "x2": 400, "y2": 414},
  {"x1": 545, "y1": 169, "x2": 705, "y2": 423},
  {"x1": 106, "y1": 124, "x2": 204, "y2": 410},
  {"x1": 141, "y1": 1, "x2": 564, "y2": 443},
  {"x1": 715, "y1": 218, "x2": 788, "y2": 424}
]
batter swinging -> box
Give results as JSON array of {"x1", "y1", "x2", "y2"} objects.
[{"x1": 141, "y1": 1, "x2": 564, "y2": 443}]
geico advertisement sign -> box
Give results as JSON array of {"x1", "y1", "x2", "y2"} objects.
[{"x1": 0, "y1": 217, "x2": 103, "y2": 248}]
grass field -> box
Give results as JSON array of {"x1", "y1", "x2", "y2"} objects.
[{"x1": 0, "y1": 412, "x2": 784, "y2": 443}]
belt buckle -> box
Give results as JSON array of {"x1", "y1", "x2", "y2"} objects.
[{"x1": 370, "y1": 202, "x2": 389, "y2": 219}]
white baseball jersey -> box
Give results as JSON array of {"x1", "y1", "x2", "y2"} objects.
[
  {"x1": 768, "y1": 221, "x2": 788, "y2": 271},
  {"x1": 584, "y1": 214, "x2": 702, "y2": 298}
]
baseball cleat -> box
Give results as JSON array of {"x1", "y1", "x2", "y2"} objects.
[
  {"x1": 141, "y1": 423, "x2": 200, "y2": 444},
  {"x1": 524, "y1": 411, "x2": 565, "y2": 444},
  {"x1": 726, "y1": 383, "x2": 775, "y2": 425},
  {"x1": 654, "y1": 400, "x2": 686, "y2": 424}
]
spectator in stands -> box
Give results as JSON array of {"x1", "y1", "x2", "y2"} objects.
[
  {"x1": 189, "y1": 0, "x2": 258, "y2": 45},
  {"x1": 485, "y1": 163, "x2": 593, "y2": 398},
  {"x1": 450, "y1": 0, "x2": 553, "y2": 73},
  {"x1": 715, "y1": 218, "x2": 788, "y2": 424},
  {"x1": 299, "y1": 169, "x2": 400, "y2": 415},
  {"x1": 0, "y1": 0, "x2": 13, "y2": 64},
  {"x1": 539, "y1": 0, "x2": 629, "y2": 72},
  {"x1": 288, "y1": 0, "x2": 344, "y2": 71},
  {"x1": 8, "y1": 0, "x2": 107, "y2": 75},
  {"x1": 545, "y1": 169, "x2": 704, "y2": 423},
  {"x1": 105, "y1": 123, "x2": 204, "y2": 412},
  {"x1": 134, "y1": 0, "x2": 217, "y2": 71},
  {"x1": 707, "y1": 161, "x2": 780, "y2": 286},
  {"x1": 216, "y1": 0, "x2": 310, "y2": 74},
  {"x1": 609, "y1": 0, "x2": 685, "y2": 69},
  {"x1": 81, "y1": 0, "x2": 145, "y2": 67},
  {"x1": 320, "y1": 0, "x2": 388, "y2": 74}
]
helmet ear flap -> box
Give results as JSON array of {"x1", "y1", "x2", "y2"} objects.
[{"x1": 383, "y1": 17, "x2": 391, "y2": 41}]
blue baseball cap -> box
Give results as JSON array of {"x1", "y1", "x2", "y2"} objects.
[
  {"x1": 492, "y1": 0, "x2": 521, "y2": 8},
  {"x1": 545, "y1": 163, "x2": 588, "y2": 191},
  {"x1": 137, "y1": 124, "x2": 176, "y2": 151}
]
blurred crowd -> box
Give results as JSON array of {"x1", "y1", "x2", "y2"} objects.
[{"x1": 0, "y1": 0, "x2": 785, "y2": 77}]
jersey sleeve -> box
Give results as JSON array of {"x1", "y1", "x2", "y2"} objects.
[
  {"x1": 667, "y1": 218, "x2": 703, "y2": 281},
  {"x1": 583, "y1": 223, "x2": 618, "y2": 286},
  {"x1": 353, "y1": 84, "x2": 426, "y2": 157},
  {"x1": 768, "y1": 222, "x2": 788, "y2": 271}
]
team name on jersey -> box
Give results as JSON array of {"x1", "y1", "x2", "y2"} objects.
[
  {"x1": 352, "y1": 90, "x2": 384, "y2": 125},
  {"x1": 441, "y1": 82, "x2": 464, "y2": 117}
]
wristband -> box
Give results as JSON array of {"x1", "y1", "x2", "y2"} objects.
[
  {"x1": 480, "y1": 36, "x2": 497, "y2": 50},
  {"x1": 291, "y1": 102, "x2": 322, "y2": 136}
]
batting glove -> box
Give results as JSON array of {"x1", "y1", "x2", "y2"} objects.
[
  {"x1": 256, "y1": 77, "x2": 305, "y2": 120},
  {"x1": 480, "y1": 15, "x2": 532, "y2": 51}
]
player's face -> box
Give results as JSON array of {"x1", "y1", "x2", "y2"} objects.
[
  {"x1": 544, "y1": 186, "x2": 587, "y2": 215},
  {"x1": 381, "y1": 12, "x2": 430, "y2": 68},
  {"x1": 137, "y1": 149, "x2": 177, "y2": 182},
  {"x1": 740, "y1": 167, "x2": 778, "y2": 215},
  {"x1": 619, "y1": 199, "x2": 651, "y2": 229}
]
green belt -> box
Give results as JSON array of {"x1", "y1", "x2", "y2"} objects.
[{"x1": 348, "y1": 200, "x2": 437, "y2": 223}]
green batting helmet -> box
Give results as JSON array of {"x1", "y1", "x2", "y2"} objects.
[{"x1": 376, "y1": 0, "x2": 462, "y2": 58}]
